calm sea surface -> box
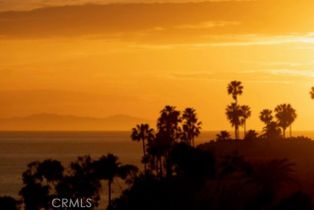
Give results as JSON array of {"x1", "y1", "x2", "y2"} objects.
[
  {"x1": 1, "y1": 131, "x2": 313, "y2": 199},
  {"x1": 0, "y1": 131, "x2": 217, "y2": 197}
]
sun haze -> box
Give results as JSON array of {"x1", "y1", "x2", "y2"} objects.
[{"x1": 1, "y1": 0, "x2": 314, "y2": 130}]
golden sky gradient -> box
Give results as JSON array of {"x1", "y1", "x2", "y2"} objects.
[{"x1": 1, "y1": 0, "x2": 314, "y2": 130}]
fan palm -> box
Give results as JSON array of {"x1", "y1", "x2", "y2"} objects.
[
  {"x1": 157, "y1": 105, "x2": 181, "y2": 143},
  {"x1": 274, "y1": 104, "x2": 297, "y2": 138},
  {"x1": 131, "y1": 124, "x2": 155, "y2": 171},
  {"x1": 181, "y1": 107, "x2": 202, "y2": 147},
  {"x1": 227, "y1": 80, "x2": 243, "y2": 104},
  {"x1": 216, "y1": 131, "x2": 231, "y2": 141},
  {"x1": 226, "y1": 103, "x2": 243, "y2": 139},
  {"x1": 259, "y1": 109, "x2": 273, "y2": 125},
  {"x1": 240, "y1": 105, "x2": 251, "y2": 136}
]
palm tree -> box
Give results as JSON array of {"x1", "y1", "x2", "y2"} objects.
[
  {"x1": 244, "y1": 130, "x2": 259, "y2": 141},
  {"x1": 181, "y1": 107, "x2": 202, "y2": 147},
  {"x1": 131, "y1": 124, "x2": 155, "y2": 171},
  {"x1": 226, "y1": 103, "x2": 243, "y2": 139},
  {"x1": 93, "y1": 154, "x2": 138, "y2": 209},
  {"x1": 240, "y1": 105, "x2": 251, "y2": 136},
  {"x1": 274, "y1": 104, "x2": 297, "y2": 138},
  {"x1": 227, "y1": 80, "x2": 243, "y2": 104},
  {"x1": 157, "y1": 105, "x2": 181, "y2": 142},
  {"x1": 262, "y1": 121, "x2": 282, "y2": 140},
  {"x1": 216, "y1": 131, "x2": 231, "y2": 141},
  {"x1": 259, "y1": 109, "x2": 273, "y2": 125}
]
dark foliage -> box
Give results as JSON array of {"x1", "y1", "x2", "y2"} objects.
[{"x1": 0, "y1": 196, "x2": 19, "y2": 210}]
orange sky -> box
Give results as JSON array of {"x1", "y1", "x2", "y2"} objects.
[{"x1": 1, "y1": 0, "x2": 314, "y2": 130}]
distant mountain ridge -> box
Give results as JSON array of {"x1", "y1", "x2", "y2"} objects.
[{"x1": 0, "y1": 113, "x2": 153, "y2": 131}]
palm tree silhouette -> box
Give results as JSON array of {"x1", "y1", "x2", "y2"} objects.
[
  {"x1": 240, "y1": 105, "x2": 251, "y2": 136},
  {"x1": 216, "y1": 130, "x2": 231, "y2": 141},
  {"x1": 131, "y1": 124, "x2": 155, "y2": 171},
  {"x1": 181, "y1": 107, "x2": 202, "y2": 147},
  {"x1": 93, "y1": 154, "x2": 138, "y2": 209},
  {"x1": 227, "y1": 80, "x2": 243, "y2": 104},
  {"x1": 274, "y1": 104, "x2": 297, "y2": 138},
  {"x1": 259, "y1": 109, "x2": 273, "y2": 125},
  {"x1": 262, "y1": 121, "x2": 282, "y2": 140},
  {"x1": 157, "y1": 105, "x2": 181, "y2": 142},
  {"x1": 226, "y1": 103, "x2": 243, "y2": 139},
  {"x1": 244, "y1": 130, "x2": 259, "y2": 141}
]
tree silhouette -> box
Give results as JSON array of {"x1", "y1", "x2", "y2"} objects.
[
  {"x1": 240, "y1": 105, "x2": 251, "y2": 136},
  {"x1": 20, "y1": 160, "x2": 64, "y2": 210},
  {"x1": 259, "y1": 109, "x2": 273, "y2": 125},
  {"x1": 227, "y1": 80, "x2": 243, "y2": 104},
  {"x1": 274, "y1": 191, "x2": 312, "y2": 210},
  {"x1": 244, "y1": 130, "x2": 259, "y2": 141},
  {"x1": 216, "y1": 131, "x2": 231, "y2": 141},
  {"x1": 131, "y1": 124, "x2": 155, "y2": 171},
  {"x1": 155, "y1": 106, "x2": 182, "y2": 176},
  {"x1": 93, "y1": 154, "x2": 138, "y2": 209},
  {"x1": 181, "y1": 108, "x2": 202, "y2": 147},
  {"x1": 169, "y1": 143, "x2": 215, "y2": 180},
  {"x1": 157, "y1": 105, "x2": 181, "y2": 142},
  {"x1": 245, "y1": 159, "x2": 295, "y2": 208},
  {"x1": 226, "y1": 103, "x2": 243, "y2": 139},
  {"x1": 0, "y1": 196, "x2": 19, "y2": 210},
  {"x1": 147, "y1": 134, "x2": 165, "y2": 177},
  {"x1": 57, "y1": 156, "x2": 101, "y2": 208},
  {"x1": 275, "y1": 104, "x2": 297, "y2": 138},
  {"x1": 262, "y1": 121, "x2": 282, "y2": 140}
]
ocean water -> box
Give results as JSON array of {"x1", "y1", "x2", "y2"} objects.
[
  {"x1": 0, "y1": 131, "x2": 217, "y2": 198},
  {"x1": 1, "y1": 130, "x2": 313, "y2": 201}
]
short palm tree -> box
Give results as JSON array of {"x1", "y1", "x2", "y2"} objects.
[
  {"x1": 181, "y1": 107, "x2": 202, "y2": 147},
  {"x1": 259, "y1": 109, "x2": 273, "y2": 125},
  {"x1": 227, "y1": 81, "x2": 243, "y2": 104},
  {"x1": 131, "y1": 124, "x2": 154, "y2": 171},
  {"x1": 226, "y1": 103, "x2": 243, "y2": 139},
  {"x1": 262, "y1": 121, "x2": 282, "y2": 140},
  {"x1": 240, "y1": 105, "x2": 251, "y2": 136},
  {"x1": 244, "y1": 130, "x2": 259, "y2": 141},
  {"x1": 274, "y1": 104, "x2": 297, "y2": 138},
  {"x1": 216, "y1": 131, "x2": 231, "y2": 141}
]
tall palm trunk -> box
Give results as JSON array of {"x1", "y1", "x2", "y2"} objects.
[
  {"x1": 235, "y1": 124, "x2": 239, "y2": 140},
  {"x1": 290, "y1": 125, "x2": 292, "y2": 137},
  {"x1": 283, "y1": 128, "x2": 286, "y2": 138}
]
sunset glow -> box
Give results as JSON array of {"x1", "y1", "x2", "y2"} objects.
[{"x1": 1, "y1": 0, "x2": 314, "y2": 130}]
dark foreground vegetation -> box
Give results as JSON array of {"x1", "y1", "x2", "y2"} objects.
[{"x1": 1, "y1": 81, "x2": 314, "y2": 210}]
